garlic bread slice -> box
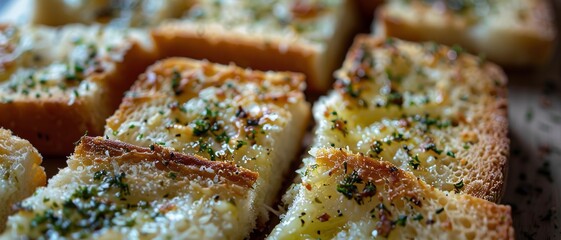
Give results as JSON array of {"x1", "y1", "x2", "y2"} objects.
[
  {"x1": 0, "y1": 24, "x2": 157, "y2": 156},
  {"x1": 1, "y1": 136, "x2": 258, "y2": 239},
  {"x1": 313, "y1": 36, "x2": 508, "y2": 202},
  {"x1": 152, "y1": 0, "x2": 359, "y2": 92},
  {"x1": 105, "y1": 57, "x2": 311, "y2": 236}
]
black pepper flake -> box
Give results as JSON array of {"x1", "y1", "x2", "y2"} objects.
[
  {"x1": 235, "y1": 106, "x2": 247, "y2": 118},
  {"x1": 454, "y1": 180, "x2": 464, "y2": 192}
]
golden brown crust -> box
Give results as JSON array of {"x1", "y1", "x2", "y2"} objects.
[
  {"x1": 0, "y1": 99, "x2": 103, "y2": 156},
  {"x1": 151, "y1": 24, "x2": 327, "y2": 91},
  {"x1": 76, "y1": 136, "x2": 259, "y2": 189}
]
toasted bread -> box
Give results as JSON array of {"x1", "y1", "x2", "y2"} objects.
[
  {"x1": 104, "y1": 57, "x2": 311, "y2": 236},
  {"x1": 376, "y1": 0, "x2": 556, "y2": 67},
  {"x1": 0, "y1": 136, "x2": 259, "y2": 239},
  {"x1": 0, "y1": 128, "x2": 45, "y2": 231},
  {"x1": 151, "y1": 0, "x2": 359, "y2": 92},
  {"x1": 0, "y1": 24, "x2": 157, "y2": 156},
  {"x1": 269, "y1": 148, "x2": 514, "y2": 239},
  {"x1": 31, "y1": 0, "x2": 195, "y2": 27},
  {"x1": 312, "y1": 35, "x2": 508, "y2": 202}
]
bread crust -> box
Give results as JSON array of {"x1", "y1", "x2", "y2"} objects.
[
  {"x1": 76, "y1": 136, "x2": 258, "y2": 189},
  {"x1": 376, "y1": 0, "x2": 556, "y2": 67},
  {"x1": 0, "y1": 25, "x2": 158, "y2": 156},
  {"x1": 152, "y1": 24, "x2": 326, "y2": 91}
]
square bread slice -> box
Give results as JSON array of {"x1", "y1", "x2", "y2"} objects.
[
  {"x1": 375, "y1": 0, "x2": 556, "y2": 67},
  {"x1": 0, "y1": 128, "x2": 46, "y2": 231},
  {"x1": 31, "y1": 0, "x2": 195, "y2": 27},
  {"x1": 312, "y1": 35, "x2": 509, "y2": 202},
  {"x1": 0, "y1": 24, "x2": 157, "y2": 156},
  {"x1": 268, "y1": 148, "x2": 514, "y2": 239},
  {"x1": 152, "y1": 0, "x2": 359, "y2": 92},
  {"x1": 0, "y1": 136, "x2": 260, "y2": 239},
  {"x1": 104, "y1": 57, "x2": 311, "y2": 235}
]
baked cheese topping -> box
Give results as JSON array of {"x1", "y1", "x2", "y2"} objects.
[
  {"x1": 0, "y1": 25, "x2": 135, "y2": 104},
  {"x1": 269, "y1": 148, "x2": 513, "y2": 239},
  {"x1": 184, "y1": 0, "x2": 343, "y2": 44},
  {"x1": 313, "y1": 37, "x2": 507, "y2": 198},
  {"x1": 1, "y1": 137, "x2": 257, "y2": 239}
]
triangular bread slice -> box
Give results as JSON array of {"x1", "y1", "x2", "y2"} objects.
[
  {"x1": 0, "y1": 128, "x2": 46, "y2": 231},
  {"x1": 0, "y1": 24, "x2": 158, "y2": 156},
  {"x1": 375, "y1": 0, "x2": 556, "y2": 66},
  {"x1": 104, "y1": 57, "x2": 311, "y2": 236},
  {"x1": 312, "y1": 35, "x2": 508, "y2": 202},
  {"x1": 269, "y1": 147, "x2": 514, "y2": 239},
  {"x1": 1, "y1": 136, "x2": 258, "y2": 239}
]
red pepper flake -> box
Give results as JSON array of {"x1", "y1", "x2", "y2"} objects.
[
  {"x1": 317, "y1": 213, "x2": 331, "y2": 222},
  {"x1": 304, "y1": 183, "x2": 312, "y2": 191}
]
